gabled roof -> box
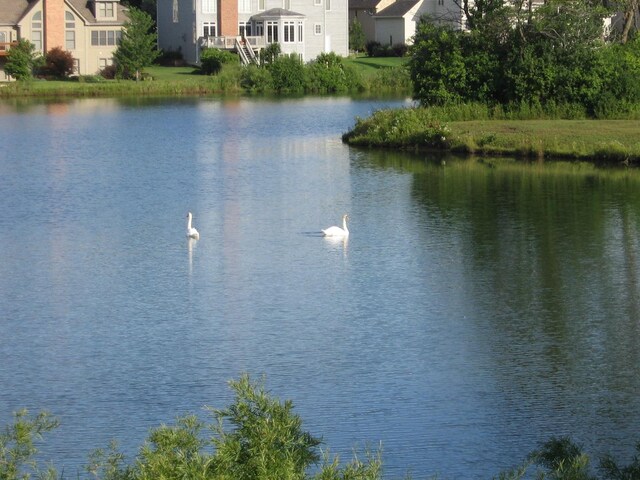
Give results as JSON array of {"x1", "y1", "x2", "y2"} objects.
[
  {"x1": 251, "y1": 8, "x2": 305, "y2": 20},
  {"x1": 0, "y1": 0, "x2": 33, "y2": 24},
  {"x1": 349, "y1": 0, "x2": 385, "y2": 9},
  {"x1": 375, "y1": 0, "x2": 421, "y2": 18},
  {"x1": 0, "y1": 0, "x2": 127, "y2": 25},
  {"x1": 66, "y1": 0, "x2": 128, "y2": 25}
]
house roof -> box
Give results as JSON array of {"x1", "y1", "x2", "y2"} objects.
[
  {"x1": 66, "y1": 0, "x2": 128, "y2": 25},
  {"x1": 0, "y1": 0, "x2": 127, "y2": 26},
  {"x1": 375, "y1": 0, "x2": 421, "y2": 18},
  {"x1": 0, "y1": 0, "x2": 33, "y2": 24},
  {"x1": 349, "y1": 0, "x2": 384, "y2": 9},
  {"x1": 251, "y1": 8, "x2": 305, "y2": 20}
]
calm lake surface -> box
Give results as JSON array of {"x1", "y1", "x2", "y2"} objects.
[{"x1": 1, "y1": 96, "x2": 639, "y2": 479}]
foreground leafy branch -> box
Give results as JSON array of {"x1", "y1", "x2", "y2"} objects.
[{"x1": 2, "y1": 377, "x2": 640, "y2": 480}]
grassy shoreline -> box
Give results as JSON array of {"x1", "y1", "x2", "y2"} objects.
[{"x1": 342, "y1": 107, "x2": 640, "y2": 166}]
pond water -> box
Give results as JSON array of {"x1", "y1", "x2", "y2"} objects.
[{"x1": 0, "y1": 97, "x2": 639, "y2": 479}]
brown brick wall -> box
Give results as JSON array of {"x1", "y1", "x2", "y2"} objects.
[
  {"x1": 43, "y1": 0, "x2": 65, "y2": 51},
  {"x1": 218, "y1": 0, "x2": 237, "y2": 37}
]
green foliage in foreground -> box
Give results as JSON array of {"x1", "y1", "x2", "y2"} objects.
[
  {"x1": 0, "y1": 53, "x2": 409, "y2": 98},
  {"x1": 3, "y1": 375, "x2": 640, "y2": 480},
  {"x1": 342, "y1": 106, "x2": 640, "y2": 165}
]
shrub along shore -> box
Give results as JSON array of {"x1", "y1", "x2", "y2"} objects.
[
  {"x1": 2, "y1": 375, "x2": 640, "y2": 480},
  {"x1": 341, "y1": 105, "x2": 640, "y2": 166}
]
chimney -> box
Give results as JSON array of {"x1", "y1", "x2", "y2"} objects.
[
  {"x1": 43, "y1": 0, "x2": 65, "y2": 51},
  {"x1": 218, "y1": 0, "x2": 238, "y2": 37}
]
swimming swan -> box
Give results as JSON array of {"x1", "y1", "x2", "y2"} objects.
[
  {"x1": 186, "y1": 212, "x2": 200, "y2": 239},
  {"x1": 322, "y1": 214, "x2": 349, "y2": 237}
]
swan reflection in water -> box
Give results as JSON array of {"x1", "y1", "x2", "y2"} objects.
[{"x1": 187, "y1": 237, "x2": 197, "y2": 275}]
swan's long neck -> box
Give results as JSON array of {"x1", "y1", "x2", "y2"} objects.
[
  {"x1": 187, "y1": 214, "x2": 193, "y2": 230},
  {"x1": 343, "y1": 216, "x2": 349, "y2": 233}
]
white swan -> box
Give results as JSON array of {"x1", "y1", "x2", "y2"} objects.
[
  {"x1": 186, "y1": 212, "x2": 200, "y2": 239},
  {"x1": 322, "y1": 214, "x2": 349, "y2": 237}
]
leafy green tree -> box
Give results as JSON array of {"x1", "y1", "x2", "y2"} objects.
[
  {"x1": 200, "y1": 48, "x2": 237, "y2": 75},
  {"x1": 306, "y1": 52, "x2": 359, "y2": 93},
  {"x1": 113, "y1": 7, "x2": 160, "y2": 81},
  {"x1": 349, "y1": 19, "x2": 366, "y2": 54},
  {"x1": 4, "y1": 40, "x2": 41, "y2": 80},
  {"x1": 408, "y1": 18, "x2": 467, "y2": 105},
  {"x1": 268, "y1": 53, "x2": 306, "y2": 93},
  {"x1": 259, "y1": 42, "x2": 281, "y2": 65},
  {"x1": 210, "y1": 374, "x2": 321, "y2": 480},
  {"x1": 0, "y1": 409, "x2": 59, "y2": 480},
  {"x1": 136, "y1": 415, "x2": 208, "y2": 480}
]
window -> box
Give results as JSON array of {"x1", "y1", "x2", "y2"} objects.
[
  {"x1": 314, "y1": 23, "x2": 322, "y2": 35},
  {"x1": 99, "y1": 58, "x2": 108, "y2": 69},
  {"x1": 258, "y1": 0, "x2": 265, "y2": 10},
  {"x1": 66, "y1": 31, "x2": 75, "y2": 49},
  {"x1": 65, "y1": 12, "x2": 76, "y2": 49},
  {"x1": 91, "y1": 30, "x2": 121, "y2": 45},
  {"x1": 255, "y1": 21, "x2": 264, "y2": 37},
  {"x1": 202, "y1": 0, "x2": 215, "y2": 13},
  {"x1": 325, "y1": 0, "x2": 330, "y2": 10},
  {"x1": 238, "y1": 0, "x2": 251, "y2": 13},
  {"x1": 283, "y1": 21, "x2": 294, "y2": 42},
  {"x1": 98, "y1": 2, "x2": 114, "y2": 18},
  {"x1": 297, "y1": 21, "x2": 303, "y2": 43},
  {"x1": 267, "y1": 21, "x2": 278, "y2": 43},
  {"x1": 239, "y1": 21, "x2": 252, "y2": 36},
  {"x1": 203, "y1": 22, "x2": 216, "y2": 36},
  {"x1": 438, "y1": 0, "x2": 444, "y2": 4},
  {"x1": 31, "y1": 12, "x2": 42, "y2": 50},
  {"x1": 314, "y1": 0, "x2": 321, "y2": 5},
  {"x1": 283, "y1": 0, "x2": 290, "y2": 8},
  {"x1": 65, "y1": 11, "x2": 75, "y2": 28},
  {"x1": 73, "y1": 58, "x2": 79, "y2": 73}
]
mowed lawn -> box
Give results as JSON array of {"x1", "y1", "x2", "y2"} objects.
[{"x1": 450, "y1": 119, "x2": 640, "y2": 158}]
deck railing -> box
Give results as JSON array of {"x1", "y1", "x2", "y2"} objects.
[
  {"x1": 0, "y1": 42, "x2": 19, "y2": 56},
  {"x1": 199, "y1": 35, "x2": 265, "y2": 50}
]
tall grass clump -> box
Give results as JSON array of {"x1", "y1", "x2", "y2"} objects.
[
  {"x1": 362, "y1": 66, "x2": 411, "y2": 94},
  {"x1": 305, "y1": 52, "x2": 362, "y2": 93},
  {"x1": 342, "y1": 107, "x2": 450, "y2": 149}
]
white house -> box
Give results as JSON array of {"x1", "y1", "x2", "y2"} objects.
[{"x1": 156, "y1": 0, "x2": 348, "y2": 66}]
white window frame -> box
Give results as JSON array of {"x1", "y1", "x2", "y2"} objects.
[
  {"x1": 314, "y1": 23, "x2": 322, "y2": 35},
  {"x1": 297, "y1": 21, "x2": 303, "y2": 43},
  {"x1": 283, "y1": 20, "x2": 294, "y2": 42},
  {"x1": 203, "y1": 21, "x2": 216, "y2": 37},
  {"x1": 202, "y1": 0, "x2": 216, "y2": 13},
  {"x1": 238, "y1": 0, "x2": 251, "y2": 14}
]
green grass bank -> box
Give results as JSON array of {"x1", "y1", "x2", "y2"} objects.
[
  {"x1": 0, "y1": 57, "x2": 410, "y2": 99},
  {"x1": 342, "y1": 106, "x2": 640, "y2": 166}
]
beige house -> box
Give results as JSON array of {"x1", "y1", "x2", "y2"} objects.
[
  {"x1": 0, "y1": 0, "x2": 128, "y2": 80},
  {"x1": 348, "y1": 0, "x2": 395, "y2": 45}
]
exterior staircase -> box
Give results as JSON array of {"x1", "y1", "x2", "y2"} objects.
[{"x1": 235, "y1": 38, "x2": 259, "y2": 65}]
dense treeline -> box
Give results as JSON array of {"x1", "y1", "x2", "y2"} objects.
[
  {"x1": 1, "y1": 375, "x2": 640, "y2": 480},
  {"x1": 409, "y1": 0, "x2": 640, "y2": 117}
]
